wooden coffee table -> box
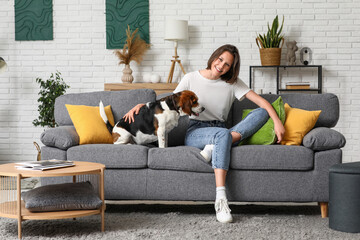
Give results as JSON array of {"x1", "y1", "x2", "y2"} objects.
[{"x1": 0, "y1": 161, "x2": 105, "y2": 239}]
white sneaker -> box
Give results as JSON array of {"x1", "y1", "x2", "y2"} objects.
[
  {"x1": 200, "y1": 144, "x2": 214, "y2": 162},
  {"x1": 215, "y1": 198, "x2": 233, "y2": 223}
]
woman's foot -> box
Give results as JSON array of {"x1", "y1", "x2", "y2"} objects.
[
  {"x1": 215, "y1": 198, "x2": 233, "y2": 223},
  {"x1": 200, "y1": 144, "x2": 214, "y2": 162}
]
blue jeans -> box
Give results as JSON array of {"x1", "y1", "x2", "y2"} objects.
[{"x1": 185, "y1": 108, "x2": 269, "y2": 170}]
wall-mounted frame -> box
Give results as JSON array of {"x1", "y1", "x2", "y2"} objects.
[
  {"x1": 15, "y1": 0, "x2": 53, "y2": 41},
  {"x1": 106, "y1": 0, "x2": 149, "y2": 49}
]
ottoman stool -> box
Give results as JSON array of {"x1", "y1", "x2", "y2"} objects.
[{"x1": 329, "y1": 162, "x2": 360, "y2": 233}]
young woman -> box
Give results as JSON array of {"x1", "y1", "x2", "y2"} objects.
[{"x1": 124, "y1": 44, "x2": 285, "y2": 223}]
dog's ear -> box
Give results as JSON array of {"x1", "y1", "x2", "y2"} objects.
[
  {"x1": 172, "y1": 92, "x2": 182, "y2": 107},
  {"x1": 179, "y1": 91, "x2": 193, "y2": 115}
]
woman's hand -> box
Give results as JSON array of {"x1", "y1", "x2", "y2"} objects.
[
  {"x1": 274, "y1": 119, "x2": 285, "y2": 143},
  {"x1": 123, "y1": 103, "x2": 145, "y2": 123}
]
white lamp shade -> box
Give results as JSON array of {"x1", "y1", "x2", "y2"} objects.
[
  {"x1": 165, "y1": 20, "x2": 188, "y2": 41},
  {"x1": 0, "y1": 57, "x2": 7, "y2": 73}
]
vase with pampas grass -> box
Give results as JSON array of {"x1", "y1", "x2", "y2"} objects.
[{"x1": 114, "y1": 26, "x2": 150, "y2": 83}]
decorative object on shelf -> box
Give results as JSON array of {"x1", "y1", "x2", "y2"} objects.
[
  {"x1": 114, "y1": 26, "x2": 150, "y2": 83},
  {"x1": 0, "y1": 57, "x2": 7, "y2": 73},
  {"x1": 256, "y1": 15, "x2": 285, "y2": 66},
  {"x1": 15, "y1": 0, "x2": 53, "y2": 41},
  {"x1": 286, "y1": 82, "x2": 310, "y2": 90},
  {"x1": 143, "y1": 73, "x2": 152, "y2": 82},
  {"x1": 106, "y1": 0, "x2": 149, "y2": 49},
  {"x1": 165, "y1": 19, "x2": 188, "y2": 83},
  {"x1": 150, "y1": 74, "x2": 161, "y2": 83},
  {"x1": 286, "y1": 40, "x2": 298, "y2": 65},
  {"x1": 33, "y1": 71, "x2": 70, "y2": 128},
  {"x1": 122, "y1": 64, "x2": 133, "y2": 83},
  {"x1": 300, "y1": 47, "x2": 313, "y2": 65}
]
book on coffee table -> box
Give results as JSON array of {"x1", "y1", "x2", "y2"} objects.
[{"x1": 15, "y1": 159, "x2": 75, "y2": 171}]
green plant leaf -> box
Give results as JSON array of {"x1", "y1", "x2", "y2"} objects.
[
  {"x1": 33, "y1": 71, "x2": 70, "y2": 128},
  {"x1": 256, "y1": 15, "x2": 285, "y2": 48}
]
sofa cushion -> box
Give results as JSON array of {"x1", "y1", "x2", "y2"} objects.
[
  {"x1": 148, "y1": 146, "x2": 213, "y2": 173},
  {"x1": 66, "y1": 104, "x2": 115, "y2": 144},
  {"x1": 22, "y1": 181, "x2": 102, "y2": 212},
  {"x1": 303, "y1": 127, "x2": 346, "y2": 151},
  {"x1": 240, "y1": 96, "x2": 285, "y2": 145},
  {"x1": 230, "y1": 145, "x2": 314, "y2": 171},
  {"x1": 67, "y1": 144, "x2": 149, "y2": 169},
  {"x1": 55, "y1": 89, "x2": 156, "y2": 126},
  {"x1": 280, "y1": 103, "x2": 321, "y2": 146},
  {"x1": 41, "y1": 126, "x2": 79, "y2": 150},
  {"x1": 232, "y1": 93, "x2": 339, "y2": 128}
]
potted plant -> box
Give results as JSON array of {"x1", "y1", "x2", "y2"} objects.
[
  {"x1": 114, "y1": 25, "x2": 150, "y2": 83},
  {"x1": 33, "y1": 71, "x2": 70, "y2": 160},
  {"x1": 256, "y1": 15, "x2": 285, "y2": 66}
]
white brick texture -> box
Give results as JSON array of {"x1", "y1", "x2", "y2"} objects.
[{"x1": 0, "y1": 0, "x2": 359, "y2": 163}]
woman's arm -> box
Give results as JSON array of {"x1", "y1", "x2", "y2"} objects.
[
  {"x1": 123, "y1": 103, "x2": 145, "y2": 123},
  {"x1": 245, "y1": 90, "x2": 285, "y2": 143}
]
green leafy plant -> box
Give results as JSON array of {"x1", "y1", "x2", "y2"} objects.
[
  {"x1": 33, "y1": 71, "x2": 70, "y2": 128},
  {"x1": 257, "y1": 15, "x2": 285, "y2": 48}
]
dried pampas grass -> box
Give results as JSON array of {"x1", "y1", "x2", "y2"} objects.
[{"x1": 114, "y1": 26, "x2": 150, "y2": 65}]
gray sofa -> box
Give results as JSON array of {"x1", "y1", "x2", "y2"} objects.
[{"x1": 40, "y1": 89, "x2": 346, "y2": 216}]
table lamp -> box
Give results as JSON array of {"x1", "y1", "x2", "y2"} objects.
[
  {"x1": 0, "y1": 57, "x2": 7, "y2": 73},
  {"x1": 164, "y1": 19, "x2": 188, "y2": 83}
]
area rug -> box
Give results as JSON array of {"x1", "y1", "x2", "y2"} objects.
[{"x1": 1, "y1": 203, "x2": 359, "y2": 239}]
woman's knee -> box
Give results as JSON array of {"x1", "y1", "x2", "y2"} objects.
[
  {"x1": 253, "y1": 107, "x2": 269, "y2": 121},
  {"x1": 214, "y1": 129, "x2": 232, "y2": 143}
]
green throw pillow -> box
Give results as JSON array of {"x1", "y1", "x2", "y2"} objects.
[{"x1": 239, "y1": 96, "x2": 285, "y2": 145}]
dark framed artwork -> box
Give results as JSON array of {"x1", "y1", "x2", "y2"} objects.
[
  {"x1": 106, "y1": 0, "x2": 149, "y2": 49},
  {"x1": 15, "y1": 0, "x2": 53, "y2": 41}
]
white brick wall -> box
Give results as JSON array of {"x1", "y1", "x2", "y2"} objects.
[{"x1": 0, "y1": 0, "x2": 359, "y2": 163}]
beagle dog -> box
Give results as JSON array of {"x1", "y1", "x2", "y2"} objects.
[{"x1": 100, "y1": 90, "x2": 204, "y2": 148}]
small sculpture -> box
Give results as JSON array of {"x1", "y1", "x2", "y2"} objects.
[
  {"x1": 300, "y1": 47, "x2": 313, "y2": 65},
  {"x1": 286, "y1": 40, "x2": 298, "y2": 65}
]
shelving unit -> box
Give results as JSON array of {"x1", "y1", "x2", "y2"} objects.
[{"x1": 249, "y1": 65, "x2": 322, "y2": 94}]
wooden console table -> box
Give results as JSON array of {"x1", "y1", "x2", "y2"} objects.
[{"x1": 104, "y1": 83, "x2": 178, "y2": 95}]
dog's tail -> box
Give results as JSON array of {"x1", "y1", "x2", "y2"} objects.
[{"x1": 99, "y1": 101, "x2": 113, "y2": 134}]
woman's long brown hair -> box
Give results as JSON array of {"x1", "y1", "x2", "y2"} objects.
[{"x1": 206, "y1": 44, "x2": 240, "y2": 84}]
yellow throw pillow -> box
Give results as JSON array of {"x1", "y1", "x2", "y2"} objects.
[
  {"x1": 281, "y1": 103, "x2": 321, "y2": 146},
  {"x1": 65, "y1": 104, "x2": 115, "y2": 144}
]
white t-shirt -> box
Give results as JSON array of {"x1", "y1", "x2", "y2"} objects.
[{"x1": 174, "y1": 71, "x2": 250, "y2": 122}]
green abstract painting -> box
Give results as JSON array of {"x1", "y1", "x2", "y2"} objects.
[
  {"x1": 15, "y1": 0, "x2": 53, "y2": 41},
  {"x1": 106, "y1": 0, "x2": 149, "y2": 49}
]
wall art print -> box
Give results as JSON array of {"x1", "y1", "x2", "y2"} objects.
[
  {"x1": 106, "y1": 0, "x2": 149, "y2": 49},
  {"x1": 15, "y1": 0, "x2": 53, "y2": 41}
]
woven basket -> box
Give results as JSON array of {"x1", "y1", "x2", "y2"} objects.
[{"x1": 256, "y1": 38, "x2": 284, "y2": 66}]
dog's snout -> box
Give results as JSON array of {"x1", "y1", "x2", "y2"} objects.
[{"x1": 200, "y1": 106, "x2": 205, "y2": 112}]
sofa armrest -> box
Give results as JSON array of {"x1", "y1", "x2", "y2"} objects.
[
  {"x1": 40, "y1": 126, "x2": 79, "y2": 150},
  {"x1": 302, "y1": 127, "x2": 346, "y2": 151}
]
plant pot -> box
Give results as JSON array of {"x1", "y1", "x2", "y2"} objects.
[
  {"x1": 121, "y1": 64, "x2": 134, "y2": 83},
  {"x1": 256, "y1": 38, "x2": 284, "y2": 66},
  {"x1": 259, "y1": 48, "x2": 282, "y2": 66}
]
